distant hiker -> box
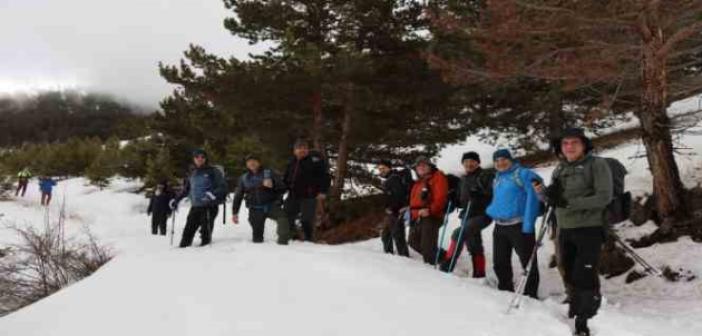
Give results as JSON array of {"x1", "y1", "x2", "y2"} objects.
[
  {"x1": 39, "y1": 176, "x2": 57, "y2": 206},
  {"x1": 534, "y1": 128, "x2": 613, "y2": 336},
  {"x1": 283, "y1": 139, "x2": 330, "y2": 242},
  {"x1": 486, "y1": 149, "x2": 543, "y2": 298},
  {"x1": 408, "y1": 156, "x2": 449, "y2": 265},
  {"x1": 16, "y1": 167, "x2": 32, "y2": 197},
  {"x1": 232, "y1": 155, "x2": 290, "y2": 244},
  {"x1": 438, "y1": 152, "x2": 494, "y2": 277},
  {"x1": 377, "y1": 160, "x2": 411, "y2": 257},
  {"x1": 171, "y1": 149, "x2": 227, "y2": 247},
  {"x1": 147, "y1": 181, "x2": 174, "y2": 236}
]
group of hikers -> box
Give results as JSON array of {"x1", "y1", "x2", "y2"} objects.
[
  {"x1": 146, "y1": 140, "x2": 329, "y2": 247},
  {"x1": 14, "y1": 168, "x2": 58, "y2": 206},
  {"x1": 144, "y1": 128, "x2": 625, "y2": 336}
]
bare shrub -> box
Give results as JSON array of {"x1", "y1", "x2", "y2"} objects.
[{"x1": 0, "y1": 219, "x2": 112, "y2": 316}]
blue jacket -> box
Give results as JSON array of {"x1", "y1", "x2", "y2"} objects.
[
  {"x1": 486, "y1": 163, "x2": 543, "y2": 233},
  {"x1": 178, "y1": 166, "x2": 227, "y2": 208},
  {"x1": 39, "y1": 178, "x2": 57, "y2": 193}
]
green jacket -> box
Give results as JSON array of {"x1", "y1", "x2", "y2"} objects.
[
  {"x1": 17, "y1": 169, "x2": 32, "y2": 179},
  {"x1": 552, "y1": 155, "x2": 613, "y2": 229}
]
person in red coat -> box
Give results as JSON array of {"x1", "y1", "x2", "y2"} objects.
[{"x1": 408, "y1": 156, "x2": 449, "y2": 265}]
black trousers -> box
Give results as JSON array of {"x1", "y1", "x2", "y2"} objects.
[
  {"x1": 559, "y1": 226, "x2": 604, "y2": 319},
  {"x1": 248, "y1": 203, "x2": 290, "y2": 244},
  {"x1": 381, "y1": 212, "x2": 409, "y2": 257},
  {"x1": 15, "y1": 180, "x2": 28, "y2": 197},
  {"x1": 151, "y1": 212, "x2": 168, "y2": 235},
  {"x1": 449, "y1": 215, "x2": 492, "y2": 260},
  {"x1": 284, "y1": 197, "x2": 317, "y2": 241},
  {"x1": 493, "y1": 224, "x2": 539, "y2": 298},
  {"x1": 179, "y1": 205, "x2": 219, "y2": 247},
  {"x1": 408, "y1": 216, "x2": 441, "y2": 265}
]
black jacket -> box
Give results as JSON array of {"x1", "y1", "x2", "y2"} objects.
[
  {"x1": 148, "y1": 192, "x2": 174, "y2": 217},
  {"x1": 382, "y1": 170, "x2": 408, "y2": 212},
  {"x1": 283, "y1": 151, "x2": 330, "y2": 199},
  {"x1": 232, "y1": 168, "x2": 287, "y2": 214},
  {"x1": 458, "y1": 167, "x2": 495, "y2": 218}
]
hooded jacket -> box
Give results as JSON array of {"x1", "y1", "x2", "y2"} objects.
[{"x1": 486, "y1": 163, "x2": 543, "y2": 234}]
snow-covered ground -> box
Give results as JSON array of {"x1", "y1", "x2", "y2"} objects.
[{"x1": 1, "y1": 109, "x2": 701, "y2": 335}]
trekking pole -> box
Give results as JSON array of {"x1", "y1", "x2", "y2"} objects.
[
  {"x1": 434, "y1": 200, "x2": 453, "y2": 268},
  {"x1": 611, "y1": 231, "x2": 663, "y2": 277},
  {"x1": 506, "y1": 206, "x2": 555, "y2": 314},
  {"x1": 170, "y1": 209, "x2": 177, "y2": 246},
  {"x1": 448, "y1": 202, "x2": 471, "y2": 273}
]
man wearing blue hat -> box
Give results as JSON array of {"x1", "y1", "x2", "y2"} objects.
[
  {"x1": 486, "y1": 149, "x2": 543, "y2": 298},
  {"x1": 172, "y1": 149, "x2": 228, "y2": 247}
]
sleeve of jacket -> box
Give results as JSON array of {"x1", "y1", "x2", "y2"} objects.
[
  {"x1": 458, "y1": 176, "x2": 470, "y2": 208},
  {"x1": 231, "y1": 176, "x2": 246, "y2": 214},
  {"x1": 147, "y1": 198, "x2": 154, "y2": 215},
  {"x1": 429, "y1": 173, "x2": 449, "y2": 218},
  {"x1": 272, "y1": 171, "x2": 287, "y2": 197},
  {"x1": 317, "y1": 157, "x2": 331, "y2": 195},
  {"x1": 568, "y1": 158, "x2": 613, "y2": 211},
  {"x1": 283, "y1": 160, "x2": 293, "y2": 188},
  {"x1": 481, "y1": 170, "x2": 495, "y2": 201},
  {"x1": 175, "y1": 176, "x2": 190, "y2": 203},
  {"x1": 521, "y1": 169, "x2": 543, "y2": 234},
  {"x1": 386, "y1": 175, "x2": 406, "y2": 212},
  {"x1": 211, "y1": 168, "x2": 228, "y2": 200}
]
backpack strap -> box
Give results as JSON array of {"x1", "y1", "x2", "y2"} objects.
[{"x1": 512, "y1": 168, "x2": 525, "y2": 189}]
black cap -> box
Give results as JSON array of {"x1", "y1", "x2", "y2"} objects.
[
  {"x1": 553, "y1": 128, "x2": 593, "y2": 155},
  {"x1": 378, "y1": 159, "x2": 393, "y2": 168},
  {"x1": 244, "y1": 154, "x2": 260, "y2": 163},
  {"x1": 192, "y1": 148, "x2": 207, "y2": 158},
  {"x1": 414, "y1": 155, "x2": 434, "y2": 167},
  {"x1": 461, "y1": 151, "x2": 480, "y2": 163},
  {"x1": 293, "y1": 139, "x2": 310, "y2": 149}
]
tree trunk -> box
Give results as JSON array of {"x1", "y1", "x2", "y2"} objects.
[
  {"x1": 311, "y1": 90, "x2": 325, "y2": 156},
  {"x1": 638, "y1": 15, "x2": 688, "y2": 229},
  {"x1": 330, "y1": 83, "x2": 354, "y2": 202}
]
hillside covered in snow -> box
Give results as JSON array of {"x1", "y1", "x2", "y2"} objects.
[{"x1": 1, "y1": 105, "x2": 701, "y2": 336}]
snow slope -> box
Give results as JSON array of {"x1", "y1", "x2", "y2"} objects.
[{"x1": 1, "y1": 108, "x2": 701, "y2": 336}]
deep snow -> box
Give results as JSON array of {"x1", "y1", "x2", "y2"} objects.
[{"x1": 1, "y1": 107, "x2": 701, "y2": 336}]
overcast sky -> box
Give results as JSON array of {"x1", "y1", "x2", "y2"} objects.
[{"x1": 0, "y1": 0, "x2": 261, "y2": 108}]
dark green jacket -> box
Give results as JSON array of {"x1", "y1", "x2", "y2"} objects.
[{"x1": 552, "y1": 155, "x2": 613, "y2": 229}]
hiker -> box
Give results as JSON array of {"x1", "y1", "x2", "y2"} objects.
[
  {"x1": 231, "y1": 155, "x2": 290, "y2": 244},
  {"x1": 534, "y1": 128, "x2": 613, "y2": 336},
  {"x1": 486, "y1": 149, "x2": 543, "y2": 298},
  {"x1": 171, "y1": 149, "x2": 227, "y2": 247},
  {"x1": 39, "y1": 176, "x2": 57, "y2": 206},
  {"x1": 438, "y1": 151, "x2": 494, "y2": 277},
  {"x1": 408, "y1": 156, "x2": 449, "y2": 265},
  {"x1": 283, "y1": 139, "x2": 330, "y2": 241},
  {"x1": 16, "y1": 167, "x2": 32, "y2": 197},
  {"x1": 377, "y1": 160, "x2": 411, "y2": 257},
  {"x1": 147, "y1": 181, "x2": 174, "y2": 236}
]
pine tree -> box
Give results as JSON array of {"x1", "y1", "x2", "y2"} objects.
[
  {"x1": 158, "y1": 0, "x2": 471, "y2": 201},
  {"x1": 430, "y1": 0, "x2": 702, "y2": 231}
]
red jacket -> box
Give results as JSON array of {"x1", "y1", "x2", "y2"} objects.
[{"x1": 409, "y1": 169, "x2": 449, "y2": 220}]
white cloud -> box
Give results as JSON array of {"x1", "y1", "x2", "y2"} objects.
[{"x1": 0, "y1": 0, "x2": 261, "y2": 107}]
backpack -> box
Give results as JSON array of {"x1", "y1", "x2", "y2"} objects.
[
  {"x1": 397, "y1": 168, "x2": 415, "y2": 204},
  {"x1": 208, "y1": 165, "x2": 228, "y2": 204},
  {"x1": 604, "y1": 158, "x2": 631, "y2": 224},
  {"x1": 446, "y1": 173, "x2": 462, "y2": 208},
  {"x1": 552, "y1": 156, "x2": 631, "y2": 224}
]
